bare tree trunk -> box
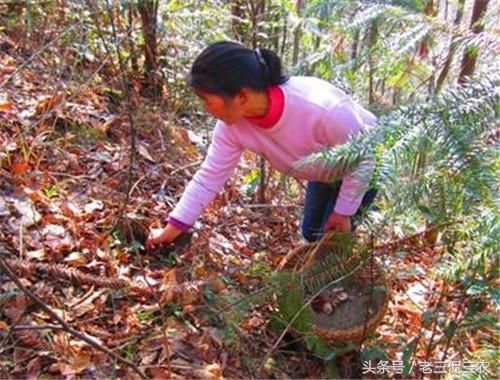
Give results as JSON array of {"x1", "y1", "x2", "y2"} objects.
[
  {"x1": 351, "y1": 29, "x2": 360, "y2": 62},
  {"x1": 350, "y1": 5, "x2": 363, "y2": 72},
  {"x1": 292, "y1": 0, "x2": 304, "y2": 66},
  {"x1": 420, "y1": 0, "x2": 438, "y2": 96},
  {"x1": 25, "y1": 0, "x2": 32, "y2": 39},
  {"x1": 138, "y1": 0, "x2": 161, "y2": 97},
  {"x1": 246, "y1": 0, "x2": 269, "y2": 204},
  {"x1": 367, "y1": 19, "x2": 378, "y2": 105},
  {"x1": 417, "y1": 0, "x2": 436, "y2": 59},
  {"x1": 250, "y1": 0, "x2": 266, "y2": 48},
  {"x1": 128, "y1": 3, "x2": 139, "y2": 74},
  {"x1": 271, "y1": 3, "x2": 281, "y2": 51},
  {"x1": 458, "y1": 0, "x2": 489, "y2": 83},
  {"x1": 435, "y1": 0, "x2": 465, "y2": 93},
  {"x1": 231, "y1": 0, "x2": 246, "y2": 41},
  {"x1": 280, "y1": 8, "x2": 288, "y2": 56}
]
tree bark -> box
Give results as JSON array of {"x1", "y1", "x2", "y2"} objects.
[
  {"x1": 280, "y1": 7, "x2": 288, "y2": 56},
  {"x1": 350, "y1": 5, "x2": 363, "y2": 71},
  {"x1": 435, "y1": 0, "x2": 465, "y2": 93},
  {"x1": 249, "y1": 0, "x2": 266, "y2": 48},
  {"x1": 249, "y1": 0, "x2": 267, "y2": 203},
  {"x1": 231, "y1": 0, "x2": 246, "y2": 41},
  {"x1": 417, "y1": 0, "x2": 436, "y2": 59},
  {"x1": 138, "y1": 0, "x2": 161, "y2": 97},
  {"x1": 367, "y1": 19, "x2": 378, "y2": 105},
  {"x1": 458, "y1": 0, "x2": 489, "y2": 83},
  {"x1": 351, "y1": 29, "x2": 360, "y2": 62},
  {"x1": 292, "y1": 0, "x2": 304, "y2": 66},
  {"x1": 128, "y1": 3, "x2": 139, "y2": 74}
]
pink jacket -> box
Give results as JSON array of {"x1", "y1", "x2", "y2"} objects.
[{"x1": 169, "y1": 76, "x2": 377, "y2": 228}]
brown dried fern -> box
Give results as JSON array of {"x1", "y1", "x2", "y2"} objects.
[{"x1": 5, "y1": 258, "x2": 129, "y2": 290}]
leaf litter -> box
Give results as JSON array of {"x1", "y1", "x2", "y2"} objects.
[{"x1": 0, "y1": 43, "x2": 473, "y2": 380}]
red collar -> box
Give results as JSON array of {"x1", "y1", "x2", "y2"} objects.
[{"x1": 245, "y1": 86, "x2": 284, "y2": 128}]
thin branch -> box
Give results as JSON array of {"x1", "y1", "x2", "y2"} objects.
[
  {"x1": 424, "y1": 281, "x2": 447, "y2": 362},
  {"x1": 11, "y1": 324, "x2": 65, "y2": 331},
  {"x1": 169, "y1": 160, "x2": 203, "y2": 175},
  {"x1": 103, "y1": 0, "x2": 137, "y2": 206},
  {"x1": 0, "y1": 256, "x2": 148, "y2": 379},
  {"x1": 133, "y1": 251, "x2": 173, "y2": 374},
  {"x1": 0, "y1": 25, "x2": 77, "y2": 88},
  {"x1": 244, "y1": 203, "x2": 302, "y2": 209},
  {"x1": 440, "y1": 289, "x2": 469, "y2": 362}
]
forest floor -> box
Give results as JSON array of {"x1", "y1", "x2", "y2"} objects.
[{"x1": 0, "y1": 44, "x2": 477, "y2": 379}]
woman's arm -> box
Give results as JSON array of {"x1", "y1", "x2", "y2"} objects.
[
  {"x1": 323, "y1": 99, "x2": 376, "y2": 231},
  {"x1": 147, "y1": 123, "x2": 243, "y2": 247}
]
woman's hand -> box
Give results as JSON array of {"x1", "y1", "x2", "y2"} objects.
[
  {"x1": 146, "y1": 224, "x2": 182, "y2": 250},
  {"x1": 323, "y1": 212, "x2": 351, "y2": 233}
]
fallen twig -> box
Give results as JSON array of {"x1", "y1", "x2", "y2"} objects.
[
  {"x1": 0, "y1": 257, "x2": 148, "y2": 379},
  {"x1": 170, "y1": 160, "x2": 203, "y2": 175},
  {"x1": 11, "y1": 324, "x2": 65, "y2": 331}
]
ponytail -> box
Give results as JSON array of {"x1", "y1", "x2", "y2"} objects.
[
  {"x1": 259, "y1": 48, "x2": 287, "y2": 86},
  {"x1": 189, "y1": 41, "x2": 288, "y2": 97}
]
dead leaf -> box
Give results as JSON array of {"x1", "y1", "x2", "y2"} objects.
[
  {"x1": 147, "y1": 366, "x2": 170, "y2": 379},
  {"x1": 0, "y1": 197, "x2": 9, "y2": 216},
  {"x1": 25, "y1": 249, "x2": 47, "y2": 261},
  {"x1": 42, "y1": 224, "x2": 74, "y2": 252},
  {"x1": 64, "y1": 251, "x2": 87, "y2": 266},
  {"x1": 140, "y1": 352, "x2": 158, "y2": 366},
  {"x1": 160, "y1": 269, "x2": 178, "y2": 304},
  {"x1": 0, "y1": 64, "x2": 15, "y2": 75},
  {"x1": 177, "y1": 281, "x2": 203, "y2": 306},
  {"x1": 208, "y1": 277, "x2": 226, "y2": 294},
  {"x1": 43, "y1": 224, "x2": 65, "y2": 236},
  {"x1": 394, "y1": 304, "x2": 422, "y2": 326},
  {"x1": 57, "y1": 349, "x2": 92, "y2": 376},
  {"x1": 84, "y1": 200, "x2": 104, "y2": 214},
  {"x1": 195, "y1": 363, "x2": 222, "y2": 379},
  {"x1": 3, "y1": 295, "x2": 29, "y2": 322},
  {"x1": 247, "y1": 315, "x2": 265, "y2": 328},
  {"x1": 67, "y1": 152, "x2": 82, "y2": 173},
  {"x1": 0, "y1": 100, "x2": 12, "y2": 112},
  {"x1": 70, "y1": 294, "x2": 107, "y2": 319},
  {"x1": 63, "y1": 201, "x2": 83, "y2": 218},
  {"x1": 26, "y1": 357, "x2": 41, "y2": 380},
  {"x1": 11, "y1": 162, "x2": 28, "y2": 175},
  {"x1": 35, "y1": 93, "x2": 65, "y2": 116},
  {"x1": 138, "y1": 143, "x2": 155, "y2": 162},
  {"x1": 12, "y1": 198, "x2": 41, "y2": 227}
]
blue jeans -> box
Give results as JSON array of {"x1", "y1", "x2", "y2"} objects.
[{"x1": 301, "y1": 181, "x2": 377, "y2": 242}]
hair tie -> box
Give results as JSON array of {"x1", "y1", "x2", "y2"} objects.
[
  {"x1": 254, "y1": 48, "x2": 266, "y2": 66},
  {"x1": 254, "y1": 48, "x2": 269, "y2": 80}
]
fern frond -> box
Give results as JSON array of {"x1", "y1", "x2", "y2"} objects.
[
  {"x1": 343, "y1": 4, "x2": 388, "y2": 31},
  {"x1": 301, "y1": 251, "x2": 365, "y2": 295},
  {"x1": 387, "y1": 22, "x2": 430, "y2": 58},
  {"x1": 273, "y1": 272, "x2": 313, "y2": 333},
  {"x1": 298, "y1": 73, "x2": 498, "y2": 227}
]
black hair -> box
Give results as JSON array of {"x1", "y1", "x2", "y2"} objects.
[{"x1": 188, "y1": 41, "x2": 289, "y2": 97}]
